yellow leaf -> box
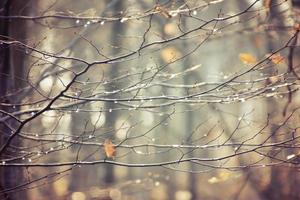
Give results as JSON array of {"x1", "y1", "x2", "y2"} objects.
[
  {"x1": 208, "y1": 177, "x2": 220, "y2": 184},
  {"x1": 218, "y1": 171, "x2": 230, "y2": 181},
  {"x1": 208, "y1": 171, "x2": 231, "y2": 184},
  {"x1": 266, "y1": 53, "x2": 285, "y2": 65},
  {"x1": 160, "y1": 47, "x2": 182, "y2": 62},
  {"x1": 239, "y1": 53, "x2": 257, "y2": 64},
  {"x1": 164, "y1": 23, "x2": 177, "y2": 36},
  {"x1": 103, "y1": 139, "x2": 116, "y2": 159}
]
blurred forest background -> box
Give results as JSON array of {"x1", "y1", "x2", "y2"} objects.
[{"x1": 1, "y1": 0, "x2": 300, "y2": 199}]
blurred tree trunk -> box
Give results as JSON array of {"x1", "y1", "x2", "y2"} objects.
[
  {"x1": 261, "y1": 1, "x2": 300, "y2": 199},
  {"x1": 104, "y1": 1, "x2": 126, "y2": 184},
  {"x1": 0, "y1": 0, "x2": 27, "y2": 199}
]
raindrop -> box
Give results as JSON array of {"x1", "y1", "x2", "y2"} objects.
[
  {"x1": 108, "y1": 108, "x2": 112, "y2": 112},
  {"x1": 120, "y1": 17, "x2": 129, "y2": 23},
  {"x1": 192, "y1": 10, "x2": 197, "y2": 15},
  {"x1": 2, "y1": 161, "x2": 5, "y2": 165},
  {"x1": 76, "y1": 19, "x2": 80, "y2": 24},
  {"x1": 22, "y1": 157, "x2": 25, "y2": 160},
  {"x1": 100, "y1": 21, "x2": 105, "y2": 25},
  {"x1": 86, "y1": 21, "x2": 91, "y2": 25},
  {"x1": 114, "y1": 100, "x2": 118, "y2": 104},
  {"x1": 88, "y1": 135, "x2": 93, "y2": 139},
  {"x1": 287, "y1": 154, "x2": 296, "y2": 160},
  {"x1": 28, "y1": 158, "x2": 32, "y2": 162},
  {"x1": 31, "y1": 112, "x2": 35, "y2": 116},
  {"x1": 155, "y1": 181, "x2": 160, "y2": 186},
  {"x1": 50, "y1": 147, "x2": 54, "y2": 151}
]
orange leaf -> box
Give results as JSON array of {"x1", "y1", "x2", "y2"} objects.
[
  {"x1": 103, "y1": 139, "x2": 116, "y2": 159},
  {"x1": 263, "y1": 0, "x2": 271, "y2": 9},
  {"x1": 239, "y1": 53, "x2": 257, "y2": 64},
  {"x1": 266, "y1": 53, "x2": 285, "y2": 65}
]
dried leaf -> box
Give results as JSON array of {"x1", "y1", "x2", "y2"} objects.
[
  {"x1": 239, "y1": 53, "x2": 257, "y2": 64},
  {"x1": 266, "y1": 53, "x2": 285, "y2": 65},
  {"x1": 266, "y1": 75, "x2": 281, "y2": 85},
  {"x1": 155, "y1": 5, "x2": 172, "y2": 18},
  {"x1": 263, "y1": 0, "x2": 271, "y2": 9},
  {"x1": 103, "y1": 139, "x2": 116, "y2": 159}
]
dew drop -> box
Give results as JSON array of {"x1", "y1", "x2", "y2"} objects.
[{"x1": 120, "y1": 17, "x2": 129, "y2": 23}]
